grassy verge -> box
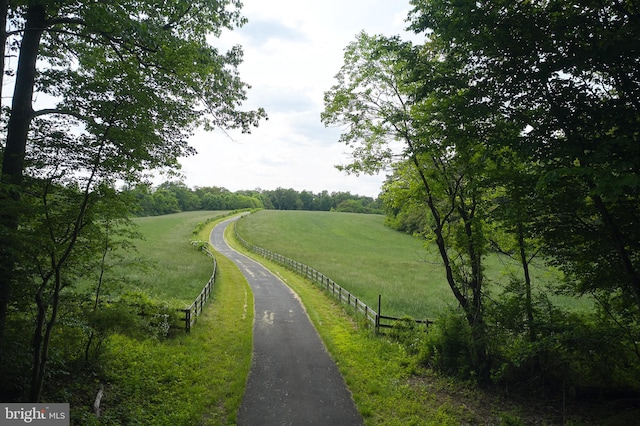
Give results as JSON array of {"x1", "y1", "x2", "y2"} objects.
[
  {"x1": 71, "y1": 213, "x2": 253, "y2": 424},
  {"x1": 225, "y1": 221, "x2": 541, "y2": 425}
]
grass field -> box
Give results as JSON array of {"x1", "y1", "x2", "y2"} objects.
[
  {"x1": 235, "y1": 210, "x2": 446, "y2": 319},
  {"x1": 126, "y1": 211, "x2": 230, "y2": 303},
  {"x1": 235, "y1": 210, "x2": 589, "y2": 319}
]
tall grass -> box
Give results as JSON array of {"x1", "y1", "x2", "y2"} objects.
[
  {"x1": 126, "y1": 211, "x2": 229, "y2": 303},
  {"x1": 236, "y1": 210, "x2": 589, "y2": 319}
]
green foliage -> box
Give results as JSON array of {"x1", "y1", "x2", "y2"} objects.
[
  {"x1": 499, "y1": 413, "x2": 525, "y2": 426},
  {"x1": 323, "y1": 28, "x2": 505, "y2": 377},
  {"x1": 419, "y1": 310, "x2": 477, "y2": 380},
  {"x1": 126, "y1": 182, "x2": 382, "y2": 216},
  {"x1": 117, "y1": 290, "x2": 178, "y2": 338},
  {"x1": 334, "y1": 198, "x2": 382, "y2": 214},
  {"x1": 322, "y1": 32, "x2": 414, "y2": 175},
  {"x1": 408, "y1": 0, "x2": 640, "y2": 324},
  {"x1": 0, "y1": 0, "x2": 266, "y2": 403},
  {"x1": 485, "y1": 278, "x2": 640, "y2": 392},
  {"x1": 386, "y1": 316, "x2": 424, "y2": 355},
  {"x1": 320, "y1": 0, "x2": 640, "y2": 394}
]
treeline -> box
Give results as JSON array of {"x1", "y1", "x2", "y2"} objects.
[{"x1": 126, "y1": 181, "x2": 382, "y2": 216}]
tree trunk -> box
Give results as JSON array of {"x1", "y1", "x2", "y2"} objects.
[
  {"x1": 30, "y1": 269, "x2": 63, "y2": 402},
  {"x1": 592, "y1": 194, "x2": 640, "y2": 314},
  {"x1": 409, "y1": 151, "x2": 489, "y2": 378},
  {"x1": 517, "y1": 221, "x2": 537, "y2": 342},
  {"x1": 0, "y1": 0, "x2": 9, "y2": 111},
  {"x1": 460, "y1": 203, "x2": 489, "y2": 378},
  {"x1": 30, "y1": 145, "x2": 102, "y2": 401},
  {"x1": 0, "y1": 5, "x2": 46, "y2": 338}
]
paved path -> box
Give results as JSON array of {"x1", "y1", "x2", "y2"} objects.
[{"x1": 209, "y1": 216, "x2": 363, "y2": 426}]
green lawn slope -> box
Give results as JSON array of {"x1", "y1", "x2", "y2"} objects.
[
  {"x1": 235, "y1": 210, "x2": 450, "y2": 319},
  {"x1": 235, "y1": 210, "x2": 588, "y2": 320}
]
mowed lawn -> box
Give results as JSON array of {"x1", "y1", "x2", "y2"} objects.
[{"x1": 235, "y1": 210, "x2": 586, "y2": 320}]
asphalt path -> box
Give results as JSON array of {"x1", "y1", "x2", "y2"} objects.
[{"x1": 209, "y1": 216, "x2": 363, "y2": 426}]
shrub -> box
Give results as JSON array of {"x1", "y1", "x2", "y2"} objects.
[
  {"x1": 118, "y1": 290, "x2": 179, "y2": 338},
  {"x1": 419, "y1": 309, "x2": 477, "y2": 380},
  {"x1": 387, "y1": 316, "x2": 424, "y2": 355},
  {"x1": 487, "y1": 288, "x2": 640, "y2": 395}
]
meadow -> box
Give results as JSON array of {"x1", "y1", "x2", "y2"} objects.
[
  {"x1": 126, "y1": 211, "x2": 230, "y2": 303},
  {"x1": 235, "y1": 210, "x2": 589, "y2": 319}
]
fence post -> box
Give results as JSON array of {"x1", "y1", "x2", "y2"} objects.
[
  {"x1": 376, "y1": 294, "x2": 382, "y2": 335},
  {"x1": 185, "y1": 309, "x2": 191, "y2": 333}
]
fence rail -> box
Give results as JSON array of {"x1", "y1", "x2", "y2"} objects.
[
  {"x1": 234, "y1": 218, "x2": 430, "y2": 333},
  {"x1": 178, "y1": 247, "x2": 217, "y2": 332}
]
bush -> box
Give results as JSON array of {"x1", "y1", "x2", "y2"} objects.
[
  {"x1": 486, "y1": 288, "x2": 640, "y2": 395},
  {"x1": 419, "y1": 310, "x2": 477, "y2": 380},
  {"x1": 387, "y1": 316, "x2": 424, "y2": 355},
  {"x1": 118, "y1": 290, "x2": 179, "y2": 338}
]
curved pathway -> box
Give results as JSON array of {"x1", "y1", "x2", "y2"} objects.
[{"x1": 209, "y1": 216, "x2": 363, "y2": 426}]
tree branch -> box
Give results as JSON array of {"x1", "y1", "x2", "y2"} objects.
[
  {"x1": 45, "y1": 17, "x2": 86, "y2": 27},
  {"x1": 31, "y1": 108, "x2": 89, "y2": 121}
]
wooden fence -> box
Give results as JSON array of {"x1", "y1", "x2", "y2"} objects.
[
  {"x1": 234, "y1": 219, "x2": 431, "y2": 333},
  {"x1": 178, "y1": 247, "x2": 217, "y2": 332}
]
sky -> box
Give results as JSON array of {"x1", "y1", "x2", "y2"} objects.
[{"x1": 175, "y1": 0, "x2": 420, "y2": 198}]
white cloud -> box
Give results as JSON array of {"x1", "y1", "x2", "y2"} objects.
[{"x1": 178, "y1": 0, "x2": 417, "y2": 198}]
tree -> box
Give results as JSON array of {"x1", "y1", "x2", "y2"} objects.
[
  {"x1": 21, "y1": 177, "x2": 135, "y2": 402},
  {"x1": 82, "y1": 188, "x2": 142, "y2": 363},
  {"x1": 323, "y1": 32, "x2": 504, "y2": 375},
  {"x1": 487, "y1": 151, "x2": 545, "y2": 343},
  {"x1": 268, "y1": 187, "x2": 301, "y2": 210},
  {"x1": 408, "y1": 0, "x2": 640, "y2": 321},
  {"x1": 158, "y1": 180, "x2": 201, "y2": 211},
  {"x1": 298, "y1": 190, "x2": 315, "y2": 210},
  {"x1": 0, "y1": 1, "x2": 266, "y2": 401},
  {"x1": 0, "y1": 0, "x2": 266, "y2": 340},
  {"x1": 149, "y1": 189, "x2": 181, "y2": 215}
]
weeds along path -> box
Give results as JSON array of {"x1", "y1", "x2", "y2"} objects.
[{"x1": 209, "y1": 216, "x2": 363, "y2": 426}]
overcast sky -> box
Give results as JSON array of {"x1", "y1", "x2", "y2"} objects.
[{"x1": 175, "y1": 0, "x2": 420, "y2": 198}]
